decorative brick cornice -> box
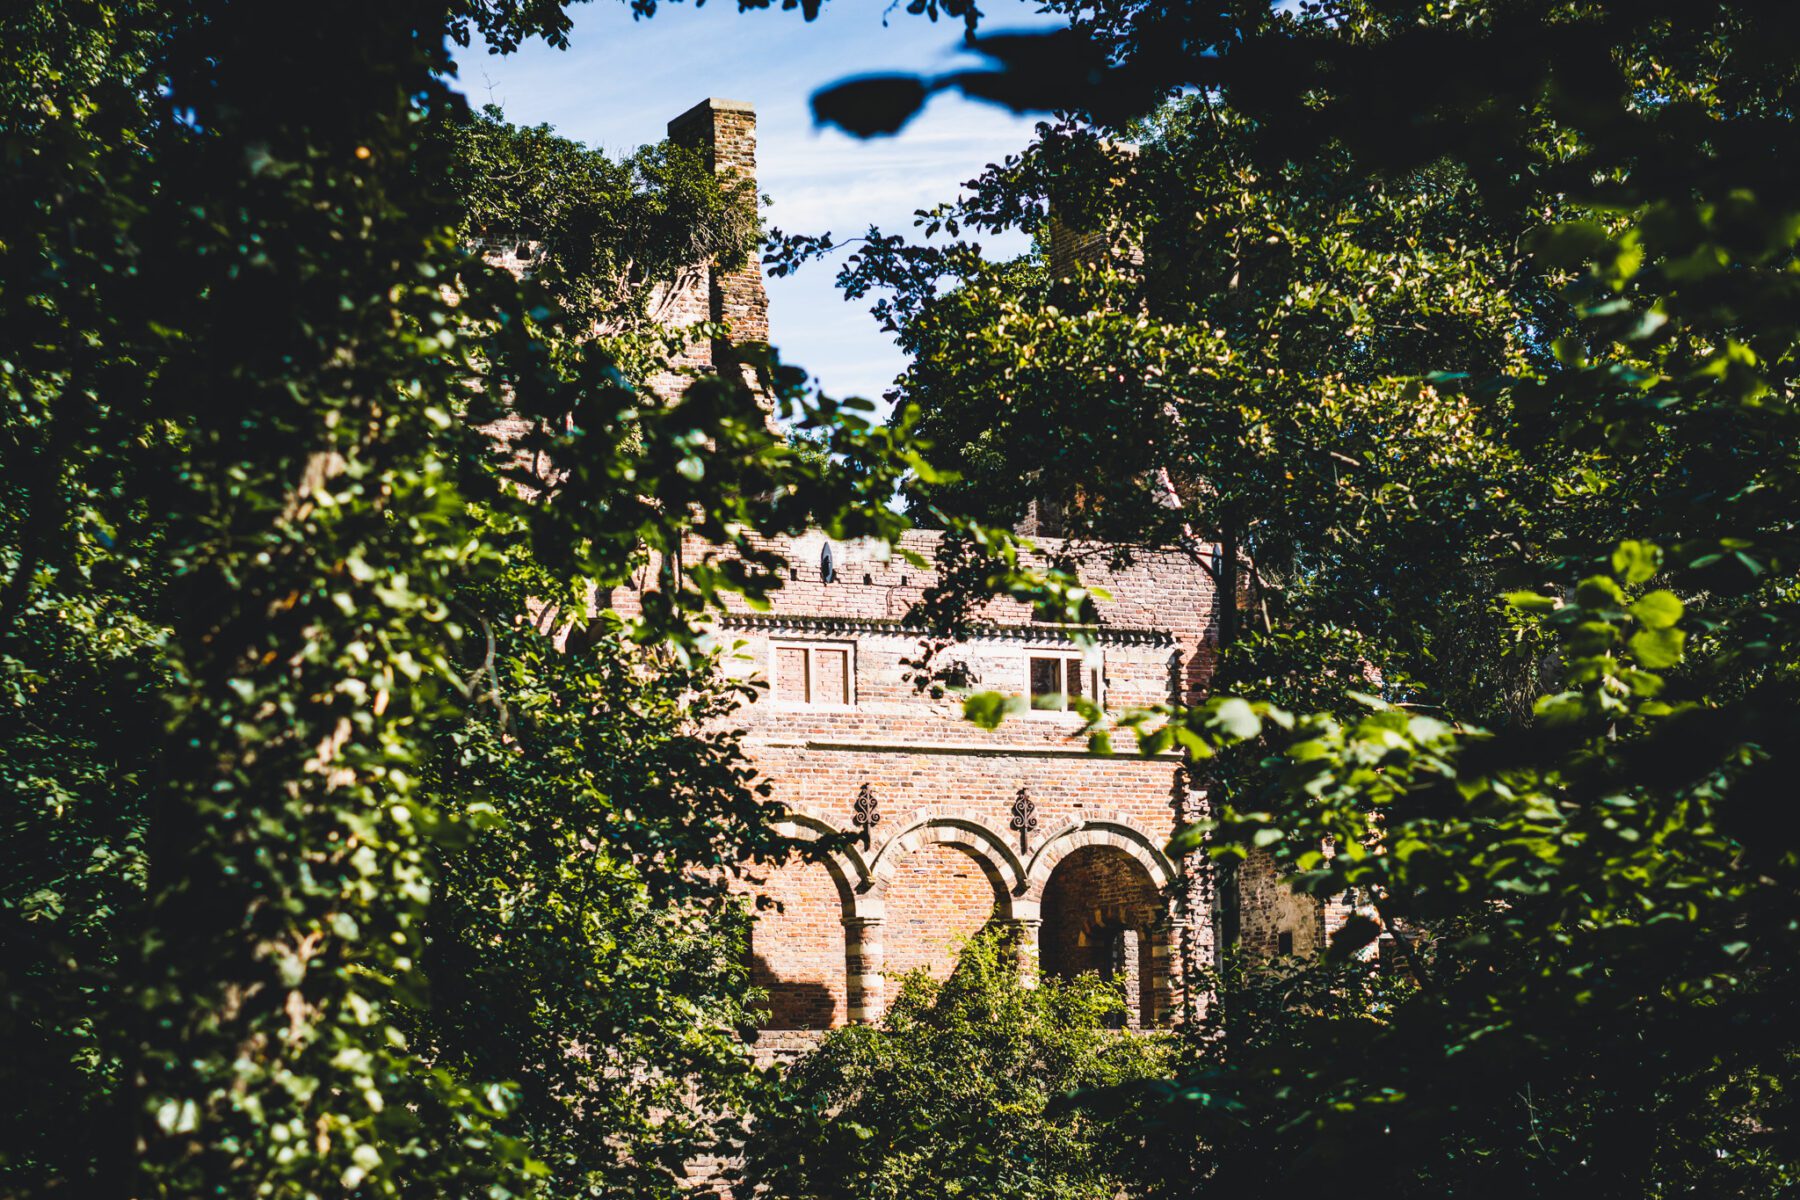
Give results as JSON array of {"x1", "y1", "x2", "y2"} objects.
[
  {"x1": 719, "y1": 612, "x2": 1174, "y2": 647},
  {"x1": 753, "y1": 736, "x2": 1185, "y2": 761}
]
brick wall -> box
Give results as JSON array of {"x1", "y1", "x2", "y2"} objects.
[
  {"x1": 615, "y1": 525, "x2": 1236, "y2": 1035},
  {"x1": 655, "y1": 98, "x2": 770, "y2": 405},
  {"x1": 1045, "y1": 142, "x2": 1143, "y2": 280},
  {"x1": 617, "y1": 528, "x2": 1220, "y2": 707},
  {"x1": 882, "y1": 844, "x2": 1002, "y2": 982},
  {"x1": 747, "y1": 857, "x2": 846, "y2": 1029}
]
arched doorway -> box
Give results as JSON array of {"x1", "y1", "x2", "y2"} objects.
[{"x1": 1040, "y1": 844, "x2": 1163, "y2": 1027}]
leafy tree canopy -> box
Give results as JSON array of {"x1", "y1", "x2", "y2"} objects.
[
  {"x1": 793, "y1": 1, "x2": 1800, "y2": 1195},
  {"x1": 1, "y1": 2, "x2": 1090, "y2": 1195},
  {"x1": 743, "y1": 929, "x2": 1176, "y2": 1200}
]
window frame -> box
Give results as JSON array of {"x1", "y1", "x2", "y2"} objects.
[
  {"x1": 1025, "y1": 650, "x2": 1103, "y2": 714},
  {"x1": 768, "y1": 639, "x2": 857, "y2": 709}
]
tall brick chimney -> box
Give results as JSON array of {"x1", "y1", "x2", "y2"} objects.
[
  {"x1": 1045, "y1": 141, "x2": 1141, "y2": 280},
  {"x1": 659, "y1": 98, "x2": 770, "y2": 401}
]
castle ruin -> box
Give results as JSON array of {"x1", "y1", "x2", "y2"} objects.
[{"x1": 622, "y1": 99, "x2": 1348, "y2": 1059}]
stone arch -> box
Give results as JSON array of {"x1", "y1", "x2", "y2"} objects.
[
  {"x1": 769, "y1": 807, "x2": 872, "y2": 918},
  {"x1": 1039, "y1": 843, "x2": 1166, "y2": 1027},
  {"x1": 1024, "y1": 817, "x2": 1178, "y2": 902},
  {"x1": 867, "y1": 813, "x2": 1025, "y2": 917}
]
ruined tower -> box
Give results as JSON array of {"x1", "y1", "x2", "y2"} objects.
[{"x1": 651, "y1": 98, "x2": 770, "y2": 402}]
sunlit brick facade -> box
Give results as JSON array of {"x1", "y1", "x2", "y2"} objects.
[{"x1": 619, "y1": 99, "x2": 1344, "y2": 1057}]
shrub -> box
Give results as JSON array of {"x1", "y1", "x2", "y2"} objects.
[{"x1": 742, "y1": 927, "x2": 1175, "y2": 1200}]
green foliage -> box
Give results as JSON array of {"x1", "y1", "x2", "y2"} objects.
[
  {"x1": 0, "y1": 3, "x2": 1105, "y2": 1194},
  {"x1": 803, "y1": 1, "x2": 1800, "y2": 1195},
  {"x1": 786, "y1": 93, "x2": 1561, "y2": 720},
  {"x1": 0, "y1": 564, "x2": 163, "y2": 1190},
  {"x1": 742, "y1": 929, "x2": 1175, "y2": 1200},
  {"x1": 415, "y1": 558, "x2": 782, "y2": 1195},
  {"x1": 1135, "y1": 548, "x2": 1797, "y2": 1196},
  {"x1": 12, "y1": 0, "x2": 1798, "y2": 1195},
  {"x1": 446, "y1": 102, "x2": 758, "y2": 352}
]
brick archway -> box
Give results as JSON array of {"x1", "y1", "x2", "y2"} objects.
[
  {"x1": 866, "y1": 813, "x2": 1025, "y2": 919},
  {"x1": 750, "y1": 808, "x2": 874, "y2": 1030},
  {"x1": 1039, "y1": 844, "x2": 1165, "y2": 1026},
  {"x1": 768, "y1": 806, "x2": 876, "y2": 917},
  {"x1": 1024, "y1": 818, "x2": 1178, "y2": 1027},
  {"x1": 1023, "y1": 818, "x2": 1178, "y2": 903},
  {"x1": 859, "y1": 814, "x2": 1024, "y2": 995}
]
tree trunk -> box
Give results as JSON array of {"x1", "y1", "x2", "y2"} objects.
[{"x1": 1217, "y1": 522, "x2": 1241, "y2": 651}]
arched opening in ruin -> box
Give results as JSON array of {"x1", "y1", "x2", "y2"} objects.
[
  {"x1": 1040, "y1": 844, "x2": 1162, "y2": 1028},
  {"x1": 880, "y1": 842, "x2": 1006, "y2": 984}
]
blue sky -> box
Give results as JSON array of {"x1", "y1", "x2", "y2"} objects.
[{"x1": 452, "y1": 0, "x2": 1063, "y2": 403}]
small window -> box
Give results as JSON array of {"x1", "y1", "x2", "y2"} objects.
[
  {"x1": 772, "y1": 642, "x2": 853, "y2": 707},
  {"x1": 1277, "y1": 930, "x2": 1295, "y2": 957},
  {"x1": 1028, "y1": 653, "x2": 1101, "y2": 711}
]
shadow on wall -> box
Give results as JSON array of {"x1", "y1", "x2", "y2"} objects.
[
  {"x1": 883, "y1": 843, "x2": 1005, "y2": 983},
  {"x1": 1174, "y1": 645, "x2": 1214, "y2": 706},
  {"x1": 748, "y1": 952, "x2": 837, "y2": 1030}
]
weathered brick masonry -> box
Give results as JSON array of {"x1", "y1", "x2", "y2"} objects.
[
  {"x1": 618, "y1": 527, "x2": 1225, "y2": 1053},
  {"x1": 613, "y1": 100, "x2": 1346, "y2": 1058},
  {"x1": 650, "y1": 98, "x2": 770, "y2": 401}
]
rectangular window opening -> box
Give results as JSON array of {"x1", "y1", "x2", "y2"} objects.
[{"x1": 1028, "y1": 653, "x2": 1102, "y2": 712}]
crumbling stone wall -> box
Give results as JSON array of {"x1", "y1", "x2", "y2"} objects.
[{"x1": 1236, "y1": 848, "x2": 1325, "y2": 960}]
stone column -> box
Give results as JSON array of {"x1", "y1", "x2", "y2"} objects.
[
  {"x1": 1003, "y1": 899, "x2": 1042, "y2": 988},
  {"x1": 1149, "y1": 920, "x2": 1177, "y2": 1027},
  {"x1": 1172, "y1": 773, "x2": 1219, "y2": 1029},
  {"x1": 843, "y1": 913, "x2": 885, "y2": 1024},
  {"x1": 1111, "y1": 928, "x2": 1144, "y2": 1029}
]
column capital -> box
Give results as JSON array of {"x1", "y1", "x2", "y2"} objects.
[{"x1": 845, "y1": 895, "x2": 885, "y2": 923}]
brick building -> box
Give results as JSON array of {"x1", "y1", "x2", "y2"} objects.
[
  {"x1": 616, "y1": 99, "x2": 1339, "y2": 1057},
  {"x1": 681, "y1": 530, "x2": 1223, "y2": 1057}
]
